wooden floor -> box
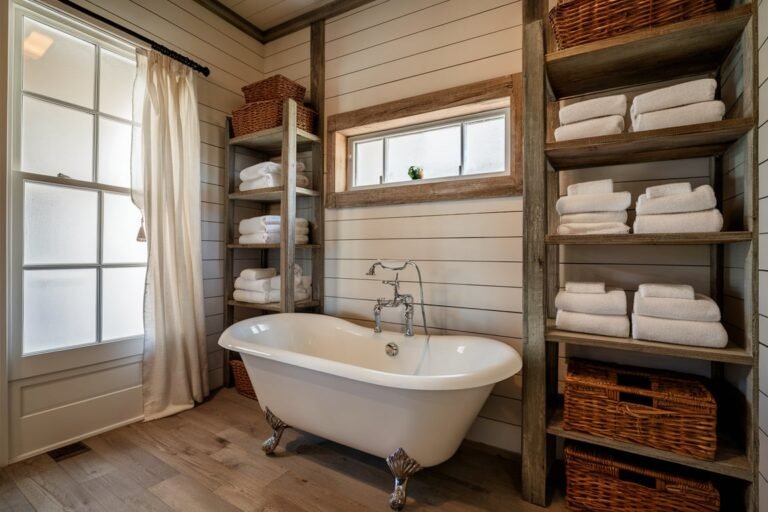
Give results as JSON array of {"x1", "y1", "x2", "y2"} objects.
[{"x1": 0, "y1": 388, "x2": 564, "y2": 511}]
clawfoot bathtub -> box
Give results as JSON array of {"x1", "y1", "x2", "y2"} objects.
[{"x1": 218, "y1": 313, "x2": 522, "y2": 510}]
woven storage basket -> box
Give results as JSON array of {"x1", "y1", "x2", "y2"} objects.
[
  {"x1": 565, "y1": 445, "x2": 720, "y2": 512},
  {"x1": 230, "y1": 360, "x2": 257, "y2": 400},
  {"x1": 242, "y1": 74, "x2": 306, "y2": 103},
  {"x1": 549, "y1": 0, "x2": 717, "y2": 51},
  {"x1": 564, "y1": 359, "x2": 717, "y2": 460},
  {"x1": 232, "y1": 99, "x2": 316, "y2": 137}
]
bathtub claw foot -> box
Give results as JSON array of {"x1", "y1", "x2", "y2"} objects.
[
  {"x1": 261, "y1": 407, "x2": 289, "y2": 455},
  {"x1": 386, "y1": 448, "x2": 422, "y2": 510}
]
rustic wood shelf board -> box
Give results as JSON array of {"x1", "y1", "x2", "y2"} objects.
[
  {"x1": 228, "y1": 299, "x2": 321, "y2": 312},
  {"x1": 230, "y1": 126, "x2": 320, "y2": 153},
  {"x1": 547, "y1": 409, "x2": 752, "y2": 481},
  {"x1": 546, "y1": 5, "x2": 752, "y2": 98},
  {"x1": 545, "y1": 118, "x2": 753, "y2": 169},
  {"x1": 546, "y1": 324, "x2": 752, "y2": 365},
  {"x1": 229, "y1": 187, "x2": 320, "y2": 202},
  {"x1": 228, "y1": 243, "x2": 322, "y2": 249},
  {"x1": 545, "y1": 231, "x2": 752, "y2": 245}
]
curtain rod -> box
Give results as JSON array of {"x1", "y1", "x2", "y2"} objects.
[{"x1": 56, "y1": 0, "x2": 211, "y2": 77}]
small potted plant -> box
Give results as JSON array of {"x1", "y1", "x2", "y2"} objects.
[{"x1": 407, "y1": 166, "x2": 424, "y2": 180}]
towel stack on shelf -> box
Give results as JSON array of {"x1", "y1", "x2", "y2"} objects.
[
  {"x1": 632, "y1": 284, "x2": 728, "y2": 348},
  {"x1": 556, "y1": 179, "x2": 631, "y2": 235},
  {"x1": 633, "y1": 184, "x2": 723, "y2": 233},
  {"x1": 239, "y1": 215, "x2": 310, "y2": 245},
  {"x1": 631, "y1": 79, "x2": 725, "y2": 132},
  {"x1": 554, "y1": 94, "x2": 627, "y2": 141},
  {"x1": 239, "y1": 161, "x2": 310, "y2": 191},
  {"x1": 233, "y1": 266, "x2": 313, "y2": 304},
  {"x1": 555, "y1": 282, "x2": 630, "y2": 337}
]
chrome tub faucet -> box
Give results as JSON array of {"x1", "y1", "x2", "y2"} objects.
[{"x1": 366, "y1": 260, "x2": 429, "y2": 337}]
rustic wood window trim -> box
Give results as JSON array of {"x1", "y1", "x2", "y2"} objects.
[{"x1": 326, "y1": 74, "x2": 523, "y2": 208}]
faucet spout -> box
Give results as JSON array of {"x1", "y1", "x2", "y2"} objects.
[{"x1": 373, "y1": 303, "x2": 383, "y2": 333}]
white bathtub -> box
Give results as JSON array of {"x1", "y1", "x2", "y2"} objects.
[{"x1": 218, "y1": 313, "x2": 522, "y2": 468}]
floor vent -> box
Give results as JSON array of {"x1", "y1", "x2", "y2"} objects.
[{"x1": 47, "y1": 441, "x2": 90, "y2": 462}]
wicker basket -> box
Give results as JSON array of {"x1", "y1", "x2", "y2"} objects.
[
  {"x1": 242, "y1": 74, "x2": 306, "y2": 103},
  {"x1": 230, "y1": 360, "x2": 257, "y2": 400},
  {"x1": 564, "y1": 359, "x2": 717, "y2": 460},
  {"x1": 232, "y1": 99, "x2": 317, "y2": 137},
  {"x1": 565, "y1": 445, "x2": 720, "y2": 512},
  {"x1": 549, "y1": 0, "x2": 717, "y2": 51}
]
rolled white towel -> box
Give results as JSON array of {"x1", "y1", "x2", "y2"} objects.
[
  {"x1": 239, "y1": 216, "x2": 309, "y2": 234},
  {"x1": 240, "y1": 161, "x2": 305, "y2": 181},
  {"x1": 560, "y1": 211, "x2": 628, "y2": 225},
  {"x1": 632, "y1": 314, "x2": 728, "y2": 348},
  {"x1": 554, "y1": 115, "x2": 624, "y2": 142},
  {"x1": 239, "y1": 233, "x2": 309, "y2": 245},
  {"x1": 633, "y1": 209, "x2": 723, "y2": 234},
  {"x1": 555, "y1": 287, "x2": 627, "y2": 316},
  {"x1": 634, "y1": 293, "x2": 721, "y2": 322},
  {"x1": 556, "y1": 191, "x2": 631, "y2": 215},
  {"x1": 234, "y1": 276, "x2": 271, "y2": 292},
  {"x1": 233, "y1": 289, "x2": 270, "y2": 304},
  {"x1": 240, "y1": 268, "x2": 276, "y2": 281},
  {"x1": 646, "y1": 182, "x2": 692, "y2": 199},
  {"x1": 565, "y1": 282, "x2": 605, "y2": 294},
  {"x1": 636, "y1": 185, "x2": 716, "y2": 215},
  {"x1": 559, "y1": 95, "x2": 627, "y2": 126},
  {"x1": 556, "y1": 310, "x2": 630, "y2": 338},
  {"x1": 239, "y1": 173, "x2": 310, "y2": 191},
  {"x1": 638, "y1": 283, "x2": 695, "y2": 300},
  {"x1": 567, "y1": 179, "x2": 614, "y2": 196},
  {"x1": 631, "y1": 79, "x2": 717, "y2": 117},
  {"x1": 631, "y1": 101, "x2": 725, "y2": 132},
  {"x1": 556, "y1": 222, "x2": 630, "y2": 235}
]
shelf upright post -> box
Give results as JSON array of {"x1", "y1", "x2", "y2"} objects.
[{"x1": 280, "y1": 99, "x2": 298, "y2": 313}]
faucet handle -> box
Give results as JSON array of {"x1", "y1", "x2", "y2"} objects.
[{"x1": 382, "y1": 273, "x2": 401, "y2": 294}]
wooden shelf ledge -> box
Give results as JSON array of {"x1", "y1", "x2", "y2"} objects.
[
  {"x1": 228, "y1": 299, "x2": 321, "y2": 312},
  {"x1": 228, "y1": 243, "x2": 322, "y2": 249},
  {"x1": 230, "y1": 126, "x2": 320, "y2": 153},
  {"x1": 546, "y1": 5, "x2": 753, "y2": 98},
  {"x1": 229, "y1": 187, "x2": 320, "y2": 202},
  {"x1": 545, "y1": 231, "x2": 752, "y2": 245}
]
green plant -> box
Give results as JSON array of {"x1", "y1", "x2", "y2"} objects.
[{"x1": 408, "y1": 166, "x2": 423, "y2": 180}]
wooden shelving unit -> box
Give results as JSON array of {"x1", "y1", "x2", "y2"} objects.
[{"x1": 522, "y1": 2, "x2": 759, "y2": 510}]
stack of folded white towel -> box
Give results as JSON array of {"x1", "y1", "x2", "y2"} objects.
[
  {"x1": 233, "y1": 266, "x2": 313, "y2": 304},
  {"x1": 633, "y1": 183, "x2": 723, "y2": 233},
  {"x1": 631, "y1": 79, "x2": 725, "y2": 132},
  {"x1": 554, "y1": 94, "x2": 627, "y2": 142},
  {"x1": 556, "y1": 179, "x2": 631, "y2": 235},
  {"x1": 555, "y1": 282, "x2": 630, "y2": 337},
  {"x1": 239, "y1": 161, "x2": 310, "y2": 191},
  {"x1": 632, "y1": 284, "x2": 727, "y2": 348},
  {"x1": 239, "y1": 215, "x2": 310, "y2": 245}
]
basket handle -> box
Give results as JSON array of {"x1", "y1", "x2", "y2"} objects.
[{"x1": 621, "y1": 403, "x2": 676, "y2": 417}]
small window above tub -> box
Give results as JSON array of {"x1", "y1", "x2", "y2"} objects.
[{"x1": 326, "y1": 74, "x2": 522, "y2": 208}]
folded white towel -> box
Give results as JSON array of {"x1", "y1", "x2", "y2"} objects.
[
  {"x1": 631, "y1": 79, "x2": 717, "y2": 117},
  {"x1": 560, "y1": 211, "x2": 628, "y2": 225},
  {"x1": 239, "y1": 216, "x2": 309, "y2": 234},
  {"x1": 638, "y1": 283, "x2": 695, "y2": 300},
  {"x1": 239, "y1": 233, "x2": 309, "y2": 245},
  {"x1": 556, "y1": 191, "x2": 631, "y2": 215},
  {"x1": 567, "y1": 179, "x2": 614, "y2": 197},
  {"x1": 631, "y1": 101, "x2": 725, "y2": 132},
  {"x1": 634, "y1": 293, "x2": 721, "y2": 322},
  {"x1": 557, "y1": 222, "x2": 630, "y2": 235},
  {"x1": 240, "y1": 268, "x2": 276, "y2": 281},
  {"x1": 267, "y1": 288, "x2": 310, "y2": 303},
  {"x1": 300, "y1": 276, "x2": 312, "y2": 290},
  {"x1": 633, "y1": 209, "x2": 723, "y2": 234},
  {"x1": 554, "y1": 115, "x2": 624, "y2": 142},
  {"x1": 239, "y1": 223, "x2": 310, "y2": 236},
  {"x1": 233, "y1": 289, "x2": 271, "y2": 304},
  {"x1": 560, "y1": 95, "x2": 627, "y2": 125},
  {"x1": 636, "y1": 185, "x2": 716, "y2": 215},
  {"x1": 239, "y1": 173, "x2": 310, "y2": 191},
  {"x1": 646, "y1": 182, "x2": 692, "y2": 199},
  {"x1": 555, "y1": 288, "x2": 627, "y2": 316},
  {"x1": 556, "y1": 310, "x2": 630, "y2": 338},
  {"x1": 632, "y1": 314, "x2": 728, "y2": 348},
  {"x1": 234, "y1": 276, "x2": 271, "y2": 292},
  {"x1": 240, "y1": 161, "x2": 306, "y2": 181},
  {"x1": 268, "y1": 274, "x2": 302, "y2": 290},
  {"x1": 565, "y1": 282, "x2": 605, "y2": 294}
]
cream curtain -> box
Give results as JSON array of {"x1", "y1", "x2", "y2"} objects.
[{"x1": 131, "y1": 48, "x2": 209, "y2": 421}]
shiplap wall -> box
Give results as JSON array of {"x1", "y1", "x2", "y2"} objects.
[
  {"x1": 757, "y1": 0, "x2": 767, "y2": 508},
  {"x1": 263, "y1": 0, "x2": 525, "y2": 452}
]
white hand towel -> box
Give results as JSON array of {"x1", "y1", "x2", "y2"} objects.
[
  {"x1": 555, "y1": 288, "x2": 627, "y2": 316},
  {"x1": 554, "y1": 115, "x2": 625, "y2": 142},
  {"x1": 636, "y1": 185, "x2": 716, "y2": 215},
  {"x1": 631, "y1": 79, "x2": 717, "y2": 117},
  {"x1": 239, "y1": 161, "x2": 306, "y2": 181},
  {"x1": 646, "y1": 182, "x2": 692, "y2": 199},
  {"x1": 560, "y1": 95, "x2": 627, "y2": 125},
  {"x1": 638, "y1": 283, "x2": 695, "y2": 300},
  {"x1": 556, "y1": 222, "x2": 630, "y2": 235},
  {"x1": 267, "y1": 288, "x2": 310, "y2": 303},
  {"x1": 239, "y1": 173, "x2": 310, "y2": 191},
  {"x1": 234, "y1": 276, "x2": 271, "y2": 292},
  {"x1": 633, "y1": 209, "x2": 723, "y2": 234},
  {"x1": 233, "y1": 289, "x2": 271, "y2": 304},
  {"x1": 239, "y1": 216, "x2": 309, "y2": 234},
  {"x1": 632, "y1": 314, "x2": 728, "y2": 348},
  {"x1": 239, "y1": 233, "x2": 309, "y2": 245},
  {"x1": 634, "y1": 293, "x2": 721, "y2": 322},
  {"x1": 631, "y1": 101, "x2": 725, "y2": 132},
  {"x1": 567, "y1": 179, "x2": 614, "y2": 196},
  {"x1": 240, "y1": 268, "x2": 277, "y2": 281},
  {"x1": 556, "y1": 191, "x2": 631, "y2": 215},
  {"x1": 560, "y1": 211, "x2": 628, "y2": 225},
  {"x1": 565, "y1": 282, "x2": 605, "y2": 294},
  {"x1": 556, "y1": 310, "x2": 630, "y2": 338}
]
